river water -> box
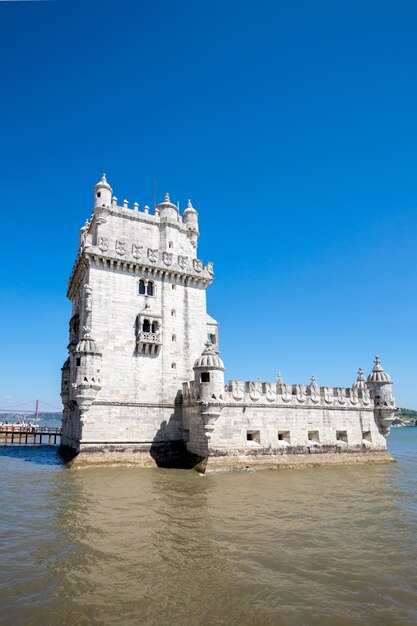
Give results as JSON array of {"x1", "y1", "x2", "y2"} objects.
[{"x1": 0, "y1": 428, "x2": 416, "y2": 626}]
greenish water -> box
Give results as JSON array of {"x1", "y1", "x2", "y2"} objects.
[{"x1": 0, "y1": 429, "x2": 416, "y2": 626}]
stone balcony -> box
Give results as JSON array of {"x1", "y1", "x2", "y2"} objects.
[{"x1": 137, "y1": 331, "x2": 162, "y2": 355}]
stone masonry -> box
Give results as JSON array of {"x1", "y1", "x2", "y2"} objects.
[{"x1": 60, "y1": 175, "x2": 396, "y2": 471}]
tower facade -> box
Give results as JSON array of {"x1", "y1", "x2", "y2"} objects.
[{"x1": 61, "y1": 176, "x2": 217, "y2": 464}]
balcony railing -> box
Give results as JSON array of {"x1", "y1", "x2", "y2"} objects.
[{"x1": 138, "y1": 331, "x2": 161, "y2": 344}]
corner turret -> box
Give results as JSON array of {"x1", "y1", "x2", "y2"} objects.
[
  {"x1": 94, "y1": 174, "x2": 112, "y2": 208},
  {"x1": 157, "y1": 193, "x2": 178, "y2": 222},
  {"x1": 183, "y1": 199, "x2": 199, "y2": 248},
  {"x1": 367, "y1": 356, "x2": 396, "y2": 434},
  {"x1": 193, "y1": 343, "x2": 225, "y2": 439}
]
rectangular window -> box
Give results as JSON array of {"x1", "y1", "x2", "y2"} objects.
[
  {"x1": 76, "y1": 357, "x2": 81, "y2": 366},
  {"x1": 201, "y1": 372, "x2": 210, "y2": 383},
  {"x1": 336, "y1": 430, "x2": 348, "y2": 443},
  {"x1": 308, "y1": 430, "x2": 320, "y2": 443},
  {"x1": 246, "y1": 430, "x2": 260, "y2": 444},
  {"x1": 278, "y1": 431, "x2": 291, "y2": 444},
  {"x1": 362, "y1": 431, "x2": 372, "y2": 442}
]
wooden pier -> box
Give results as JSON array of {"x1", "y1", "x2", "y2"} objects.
[{"x1": 0, "y1": 425, "x2": 62, "y2": 445}]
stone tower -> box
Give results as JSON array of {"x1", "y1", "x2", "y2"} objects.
[{"x1": 60, "y1": 175, "x2": 217, "y2": 464}]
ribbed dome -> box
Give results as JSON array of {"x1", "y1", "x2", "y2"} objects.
[
  {"x1": 76, "y1": 334, "x2": 101, "y2": 355},
  {"x1": 353, "y1": 368, "x2": 367, "y2": 390},
  {"x1": 157, "y1": 192, "x2": 177, "y2": 209},
  {"x1": 94, "y1": 173, "x2": 112, "y2": 192},
  {"x1": 194, "y1": 343, "x2": 224, "y2": 370},
  {"x1": 367, "y1": 356, "x2": 392, "y2": 383}
]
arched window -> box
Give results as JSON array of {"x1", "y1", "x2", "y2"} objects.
[
  {"x1": 172, "y1": 334, "x2": 176, "y2": 342},
  {"x1": 147, "y1": 281, "x2": 154, "y2": 296},
  {"x1": 151, "y1": 321, "x2": 158, "y2": 333},
  {"x1": 168, "y1": 241, "x2": 173, "y2": 249},
  {"x1": 171, "y1": 363, "x2": 176, "y2": 369},
  {"x1": 171, "y1": 309, "x2": 176, "y2": 317},
  {"x1": 143, "y1": 319, "x2": 151, "y2": 333},
  {"x1": 138, "y1": 280, "x2": 145, "y2": 295}
]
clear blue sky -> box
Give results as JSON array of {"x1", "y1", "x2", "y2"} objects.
[{"x1": 0, "y1": 0, "x2": 416, "y2": 410}]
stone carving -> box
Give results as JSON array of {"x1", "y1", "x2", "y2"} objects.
[
  {"x1": 148, "y1": 248, "x2": 158, "y2": 263},
  {"x1": 178, "y1": 255, "x2": 188, "y2": 269},
  {"x1": 310, "y1": 375, "x2": 320, "y2": 403},
  {"x1": 249, "y1": 380, "x2": 262, "y2": 401},
  {"x1": 163, "y1": 252, "x2": 173, "y2": 266},
  {"x1": 193, "y1": 259, "x2": 203, "y2": 273},
  {"x1": 115, "y1": 241, "x2": 126, "y2": 256},
  {"x1": 337, "y1": 388, "x2": 346, "y2": 405},
  {"x1": 85, "y1": 285, "x2": 92, "y2": 313},
  {"x1": 132, "y1": 244, "x2": 143, "y2": 259},
  {"x1": 281, "y1": 383, "x2": 292, "y2": 403},
  {"x1": 206, "y1": 261, "x2": 214, "y2": 275},
  {"x1": 231, "y1": 380, "x2": 244, "y2": 401},
  {"x1": 98, "y1": 236, "x2": 109, "y2": 252},
  {"x1": 296, "y1": 384, "x2": 306, "y2": 403},
  {"x1": 265, "y1": 382, "x2": 276, "y2": 402},
  {"x1": 362, "y1": 388, "x2": 370, "y2": 405},
  {"x1": 324, "y1": 387, "x2": 333, "y2": 404},
  {"x1": 350, "y1": 388, "x2": 358, "y2": 405}
]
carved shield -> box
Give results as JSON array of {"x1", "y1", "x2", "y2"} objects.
[
  {"x1": 193, "y1": 259, "x2": 203, "y2": 273},
  {"x1": 337, "y1": 388, "x2": 346, "y2": 404},
  {"x1": 231, "y1": 380, "x2": 244, "y2": 401},
  {"x1": 178, "y1": 255, "x2": 188, "y2": 269},
  {"x1": 265, "y1": 382, "x2": 276, "y2": 401},
  {"x1": 98, "y1": 236, "x2": 109, "y2": 252},
  {"x1": 148, "y1": 248, "x2": 158, "y2": 263},
  {"x1": 324, "y1": 387, "x2": 333, "y2": 404},
  {"x1": 115, "y1": 241, "x2": 126, "y2": 256},
  {"x1": 163, "y1": 252, "x2": 173, "y2": 266},
  {"x1": 296, "y1": 384, "x2": 306, "y2": 403},
  {"x1": 281, "y1": 384, "x2": 292, "y2": 403},
  {"x1": 132, "y1": 244, "x2": 143, "y2": 259}
]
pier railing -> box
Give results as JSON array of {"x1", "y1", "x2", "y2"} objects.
[{"x1": 0, "y1": 425, "x2": 62, "y2": 445}]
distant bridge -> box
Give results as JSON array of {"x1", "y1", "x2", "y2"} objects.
[{"x1": 0, "y1": 399, "x2": 62, "y2": 418}]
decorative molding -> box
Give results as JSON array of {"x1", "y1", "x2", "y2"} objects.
[{"x1": 115, "y1": 241, "x2": 126, "y2": 256}]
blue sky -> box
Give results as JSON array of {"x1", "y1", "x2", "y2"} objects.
[{"x1": 0, "y1": 0, "x2": 416, "y2": 410}]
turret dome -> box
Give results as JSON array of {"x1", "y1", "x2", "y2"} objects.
[
  {"x1": 94, "y1": 173, "x2": 112, "y2": 193},
  {"x1": 367, "y1": 356, "x2": 392, "y2": 383},
  {"x1": 194, "y1": 343, "x2": 225, "y2": 370},
  {"x1": 75, "y1": 334, "x2": 102, "y2": 355},
  {"x1": 353, "y1": 368, "x2": 367, "y2": 390}
]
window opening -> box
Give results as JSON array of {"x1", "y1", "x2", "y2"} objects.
[
  {"x1": 336, "y1": 431, "x2": 348, "y2": 443},
  {"x1": 147, "y1": 281, "x2": 154, "y2": 296},
  {"x1": 247, "y1": 430, "x2": 260, "y2": 444},
  {"x1": 362, "y1": 431, "x2": 372, "y2": 442},
  {"x1": 172, "y1": 334, "x2": 176, "y2": 342},
  {"x1": 201, "y1": 372, "x2": 210, "y2": 383},
  {"x1": 76, "y1": 357, "x2": 81, "y2": 366},
  {"x1": 143, "y1": 319, "x2": 151, "y2": 333},
  {"x1": 171, "y1": 363, "x2": 176, "y2": 369},
  {"x1": 308, "y1": 431, "x2": 320, "y2": 443},
  {"x1": 138, "y1": 280, "x2": 146, "y2": 295},
  {"x1": 278, "y1": 431, "x2": 291, "y2": 444},
  {"x1": 171, "y1": 309, "x2": 176, "y2": 317}
]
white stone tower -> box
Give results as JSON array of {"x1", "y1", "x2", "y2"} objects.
[{"x1": 60, "y1": 175, "x2": 217, "y2": 464}]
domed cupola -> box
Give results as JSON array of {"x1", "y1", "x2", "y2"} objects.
[
  {"x1": 352, "y1": 368, "x2": 367, "y2": 390},
  {"x1": 157, "y1": 192, "x2": 178, "y2": 222},
  {"x1": 194, "y1": 343, "x2": 225, "y2": 371},
  {"x1": 367, "y1": 355, "x2": 393, "y2": 384},
  {"x1": 94, "y1": 174, "x2": 113, "y2": 208}
]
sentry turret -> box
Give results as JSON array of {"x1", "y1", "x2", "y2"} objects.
[
  {"x1": 183, "y1": 199, "x2": 199, "y2": 248},
  {"x1": 94, "y1": 174, "x2": 113, "y2": 208}
]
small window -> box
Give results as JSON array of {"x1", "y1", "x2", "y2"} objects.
[
  {"x1": 336, "y1": 430, "x2": 348, "y2": 443},
  {"x1": 362, "y1": 431, "x2": 372, "y2": 442},
  {"x1": 171, "y1": 363, "x2": 176, "y2": 369},
  {"x1": 278, "y1": 431, "x2": 291, "y2": 444},
  {"x1": 172, "y1": 284, "x2": 176, "y2": 290},
  {"x1": 138, "y1": 280, "x2": 145, "y2": 295},
  {"x1": 147, "y1": 281, "x2": 154, "y2": 296},
  {"x1": 97, "y1": 192, "x2": 101, "y2": 198},
  {"x1": 247, "y1": 430, "x2": 260, "y2": 444},
  {"x1": 151, "y1": 321, "x2": 158, "y2": 333},
  {"x1": 168, "y1": 241, "x2": 173, "y2": 249},
  {"x1": 172, "y1": 334, "x2": 176, "y2": 342},
  {"x1": 143, "y1": 319, "x2": 151, "y2": 333},
  {"x1": 308, "y1": 431, "x2": 320, "y2": 443},
  {"x1": 171, "y1": 309, "x2": 176, "y2": 317},
  {"x1": 201, "y1": 372, "x2": 210, "y2": 383},
  {"x1": 76, "y1": 357, "x2": 81, "y2": 366}
]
